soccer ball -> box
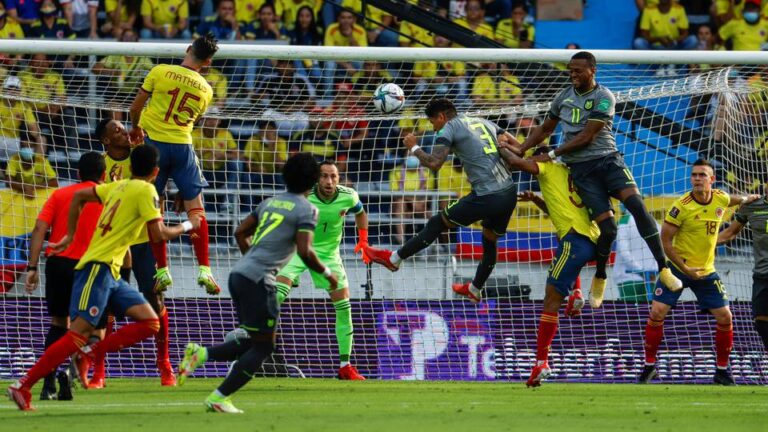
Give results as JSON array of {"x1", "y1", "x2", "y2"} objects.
[{"x1": 373, "y1": 83, "x2": 405, "y2": 114}]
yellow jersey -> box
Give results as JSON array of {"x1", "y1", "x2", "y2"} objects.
[
  {"x1": 276, "y1": 0, "x2": 322, "y2": 28},
  {"x1": 192, "y1": 128, "x2": 237, "y2": 171},
  {"x1": 0, "y1": 100, "x2": 36, "y2": 139},
  {"x1": 0, "y1": 20, "x2": 24, "y2": 38},
  {"x1": 76, "y1": 179, "x2": 162, "y2": 279},
  {"x1": 236, "y1": 0, "x2": 263, "y2": 23},
  {"x1": 203, "y1": 67, "x2": 228, "y2": 102},
  {"x1": 243, "y1": 135, "x2": 288, "y2": 174},
  {"x1": 7, "y1": 153, "x2": 56, "y2": 185},
  {"x1": 19, "y1": 70, "x2": 66, "y2": 111},
  {"x1": 715, "y1": 0, "x2": 743, "y2": 17},
  {"x1": 399, "y1": 21, "x2": 432, "y2": 46},
  {"x1": 106, "y1": 0, "x2": 131, "y2": 22},
  {"x1": 140, "y1": 0, "x2": 189, "y2": 25},
  {"x1": 718, "y1": 18, "x2": 768, "y2": 51},
  {"x1": 452, "y1": 18, "x2": 494, "y2": 39},
  {"x1": 101, "y1": 55, "x2": 154, "y2": 94},
  {"x1": 414, "y1": 60, "x2": 465, "y2": 79},
  {"x1": 104, "y1": 152, "x2": 132, "y2": 183},
  {"x1": 664, "y1": 189, "x2": 731, "y2": 275},
  {"x1": 437, "y1": 164, "x2": 471, "y2": 199},
  {"x1": 139, "y1": 64, "x2": 213, "y2": 144},
  {"x1": 471, "y1": 73, "x2": 522, "y2": 101},
  {"x1": 389, "y1": 167, "x2": 434, "y2": 192},
  {"x1": 324, "y1": 22, "x2": 368, "y2": 47},
  {"x1": 639, "y1": 5, "x2": 689, "y2": 40},
  {"x1": 494, "y1": 19, "x2": 535, "y2": 48},
  {"x1": 536, "y1": 161, "x2": 599, "y2": 243}
]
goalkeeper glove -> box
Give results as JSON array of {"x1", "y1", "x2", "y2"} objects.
[{"x1": 354, "y1": 229, "x2": 371, "y2": 264}]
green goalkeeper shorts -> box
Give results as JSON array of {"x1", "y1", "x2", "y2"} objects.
[{"x1": 277, "y1": 252, "x2": 348, "y2": 291}]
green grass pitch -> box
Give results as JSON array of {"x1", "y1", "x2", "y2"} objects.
[{"x1": 1, "y1": 379, "x2": 766, "y2": 431}]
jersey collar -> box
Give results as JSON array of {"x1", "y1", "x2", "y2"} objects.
[
  {"x1": 574, "y1": 83, "x2": 598, "y2": 97},
  {"x1": 313, "y1": 185, "x2": 339, "y2": 204},
  {"x1": 689, "y1": 190, "x2": 713, "y2": 206}
]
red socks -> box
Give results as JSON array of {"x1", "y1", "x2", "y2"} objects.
[
  {"x1": 644, "y1": 318, "x2": 664, "y2": 364},
  {"x1": 188, "y1": 209, "x2": 210, "y2": 267},
  {"x1": 21, "y1": 331, "x2": 86, "y2": 389},
  {"x1": 90, "y1": 319, "x2": 160, "y2": 357},
  {"x1": 536, "y1": 312, "x2": 559, "y2": 362},
  {"x1": 150, "y1": 240, "x2": 168, "y2": 268},
  {"x1": 715, "y1": 323, "x2": 733, "y2": 368},
  {"x1": 156, "y1": 308, "x2": 170, "y2": 364},
  {"x1": 92, "y1": 315, "x2": 115, "y2": 380}
]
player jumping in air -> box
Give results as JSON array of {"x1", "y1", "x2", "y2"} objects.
[
  {"x1": 274, "y1": 161, "x2": 369, "y2": 380},
  {"x1": 638, "y1": 159, "x2": 758, "y2": 386},
  {"x1": 88, "y1": 119, "x2": 177, "y2": 387},
  {"x1": 499, "y1": 144, "x2": 599, "y2": 387},
  {"x1": 177, "y1": 153, "x2": 337, "y2": 414},
  {"x1": 520, "y1": 51, "x2": 683, "y2": 307},
  {"x1": 364, "y1": 98, "x2": 519, "y2": 304},
  {"x1": 128, "y1": 33, "x2": 221, "y2": 296},
  {"x1": 8, "y1": 145, "x2": 198, "y2": 411}
]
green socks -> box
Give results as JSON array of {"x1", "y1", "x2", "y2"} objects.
[
  {"x1": 333, "y1": 298, "x2": 353, "y2": 365},
  {"x1": 276, "y1": 282, "x2": 291, "y2": 305}
]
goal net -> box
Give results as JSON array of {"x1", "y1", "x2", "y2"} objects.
[{"x1": 0, "y1": 41, "x2": 765, "y2": 384}]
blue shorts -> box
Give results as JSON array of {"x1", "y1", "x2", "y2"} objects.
[
  {"x1": 69, "y1": 262, "x2": 148, "y2": 327},
  {"x1": 652, "y1": 264, "x2": 729, "y2": 311},
  {"x1": 129, "y1": 242, "x2": 157, "y2": 299},
  {"x1": 546, "y1": 232, "x2": 596, "y2": 296},
  {"x1": 147, "y1": 137, "x2": 208, "y2": 201}
]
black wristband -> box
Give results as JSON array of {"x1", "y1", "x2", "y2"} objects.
[{"x1": 26, "y1": 265, "x2": 37, "y2": 272}]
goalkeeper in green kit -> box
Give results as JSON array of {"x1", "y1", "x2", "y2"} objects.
[{"x1": 275, "y1": 161, "x2": 370, "y2": 380}]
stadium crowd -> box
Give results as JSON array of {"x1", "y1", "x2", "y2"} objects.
[{"x1": 1, "y1": 0, "x2": 767, "y2": 249}]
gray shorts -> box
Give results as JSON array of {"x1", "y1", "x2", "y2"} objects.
[{"x1": 567, "y1": 152, "x2": 637, "y2": 218}]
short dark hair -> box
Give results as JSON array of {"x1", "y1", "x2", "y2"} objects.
[
  {"x1": 693, "y1": 158, "x2": 714, "y2": 170},
  {"x1": 320, "y1": 160, "x2": 338, "y2": 169},
  {"x1": 424, "y1": 98, "x2": 457, "y2": 118},
  {"x1": 130, "y1": 144, "x2": 159, "y2": 177},
  {"x1": 94, "y1": 118, "x2": 112, "y2": 143},
  {"x1": 259, "y1": 2, "x2": 275, "y2": 13},
  {"x1": 533, "y1": 146, "x2": 553, "y2": 156},
  {"x1": 78, "y1": 151, "x2": 106, "y2": 182},
  {"x1": 191, "y1": 33, "x2": 218, "y2": 62},
  {"x1": 466, "y1": 0, "x2": 485, "y2": 10},
  {"x1": 283, "y1": 153, "x2": 320, "y2": 193},
  {"x1": 570, "y1": 51, "x2": 597, "y2": 68}
]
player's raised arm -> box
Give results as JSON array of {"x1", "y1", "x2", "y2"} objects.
[
  {"x1": 234, "y1": 213, "x2": 259, "y2": 254},
  {"x1": 520, "y1": 116, "x2": 558, "y2": 153},
  {"x1": 498, "y1": 142, "x2": 539, "y2": 175},
  {"x1": 129, "y1": 88, "x2": 150, "y2": 145},
  {"x1": 353, "y1": 205, "x2": 370, "y2": 263},
  {"x1": 405, "y1": 133, "x2": 450, "y2": 171},
  {"x1": 518, "y1": 190, "x2": 548, "y2": 214},
  {"x1": 539, "y1": 120, "x2": 603, "y2": 160},
  {"x1": 295, "y1": 230, "x2": 338, "y2": 290},
  {"x1": 147, "y1": 217, "x2": 200, "y2": 243},
  {"x1": 728, "y1": 194, "x2": 761, "y2": 207},
  {"x1": 717, "y1": 220, "x2": 746, "y2": 245}
]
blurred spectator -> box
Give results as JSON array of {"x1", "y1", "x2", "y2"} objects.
[
  {"x1": 399, "y1": 19, "x2": 432, "y2": 47},
  {"x1": 59, "y1": 0, "x2": 98, "y2": 38},
  {"x1": 242, "y1": 121, "x2": 289, "y2": 185},
  {"x1": 363, "y1": 6, "x2": 397, "y2": 47},
  {"x1": 718, "y1": 0, "x2": 768, "y2": 51},
  {"x1": 194, "y1": 0, "x2": 239, "y2": 40},
  {"x1": 389, "y1": 155, "x2": 434, "y2": 244},
  {"x1": 453, "y1": 0, "x2": 494, "y2": 41},
  {"x1": 5, "y1": 0, "x2": 41, "y2": 30},
  {"x1": 324, "y1": 83, "x2": 368, "y2": 176},
  {"x1": 291, "y1": 108, "x2": 341, "y2": 161},
  {"x1": 28, "y1": 1, "x2": 75, "y2": 39},
  {"x1": 192, "y1": 110, "x2": 238, "y2": 209},
  {"x1": 235, "y1": 0, "x2": 261, "y2": 25},
  {"x1": 471, "y1": 63, "x2": 523, "y2": 111},
  {"x1": 20, "y1": 53, "x2": 75, "y2": 149},
  {"x1": 238, "y1": 3, "x2": 288, "y2": 91},
  {"x1": 256, "y1": 58, "x2": 316, "y2": 108},
  {"x1": 277, "y1": 0, "x2": 320, "y2": 30},
  {"x1": 201, "y1": 64, "x2": 228, "y2": 108},
  {"x1": 288, "y1": 5, "x2": 323, "y2": 82},
  {"x1": 352, "y1": 60, "x2": 393, "y2": 95},
  {"x1": 0, "y1": 76, "x2": 42, "y2": 160},
  {"x1": 0, "y1": 5, "x2": 26, "y2": 38},
  {"x1": 714, "y1": 0, "x2": 745, "y2": 26},
  {"x1": 495, "y1": 4, "x2": 534, "y2": 49},
  {"x1": 92, "y1": 30, "x2": 154, "y2": 119},
  {"x1": 414, "y1": 34, "x2": 468, "y2": 102},
  {"x1": 323, "y1": 9, "x2": 367, "y2": 97},
  {"x1": 5, "y1": 141, "x2": 57, "y2": 199},
  {"x1": 102, "y1": 0, "x2": 140, "y2": 37},
  {"x1": 633, "y1": 0, "x2": 697, "y2": 54},
  {"x1": 140, "y1": 0, "x2": 190, "y2": 39}
]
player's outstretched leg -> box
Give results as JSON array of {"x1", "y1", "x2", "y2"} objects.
[
  {"x1": 178, "y1": 333, "x2": 253, "y2": 385},
  {"x1": 639, "y1": 302, "x2": 668, "y2": 384},
  {"x1": 39, "y1": 323, "x2": 67, "y2": 400},
  {"x1": 712, "y1": 307, "x2": 735, "y2": 386},
  {"x1": 187, "y1": 208, "x2": 221, "y2": 294},
  {"x1": 367, "y1": 213, "x2": 450, "y2": 272},
  {"x1": 564, "y1": 277, "x2": 584, "y2": 317},
  {"x1": 89, "y1": 316, "x2": 112, "y2": 389},
  {"x1": 157, "y1": 307, "x2": 176, "y2": 386},
  {"x1": 333, "y1": 295, "x2": 364, "y2": 380},
  {"x1": 453, "y1": 229, "x2": 499, "y2": 303}
]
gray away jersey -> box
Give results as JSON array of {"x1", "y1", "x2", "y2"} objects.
[
  {"x1": 434, "y1": 115, "x2": 515, "y2": 196},
  {"x1": 735, "y1": 197, "x2": 768, "y2": 276},
  {"x1": 547, "y1": 84, "x2": 618, "y2": 164},
  {"x1": 232, "y1": 192, "x2": 318, "y2": 284}
]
